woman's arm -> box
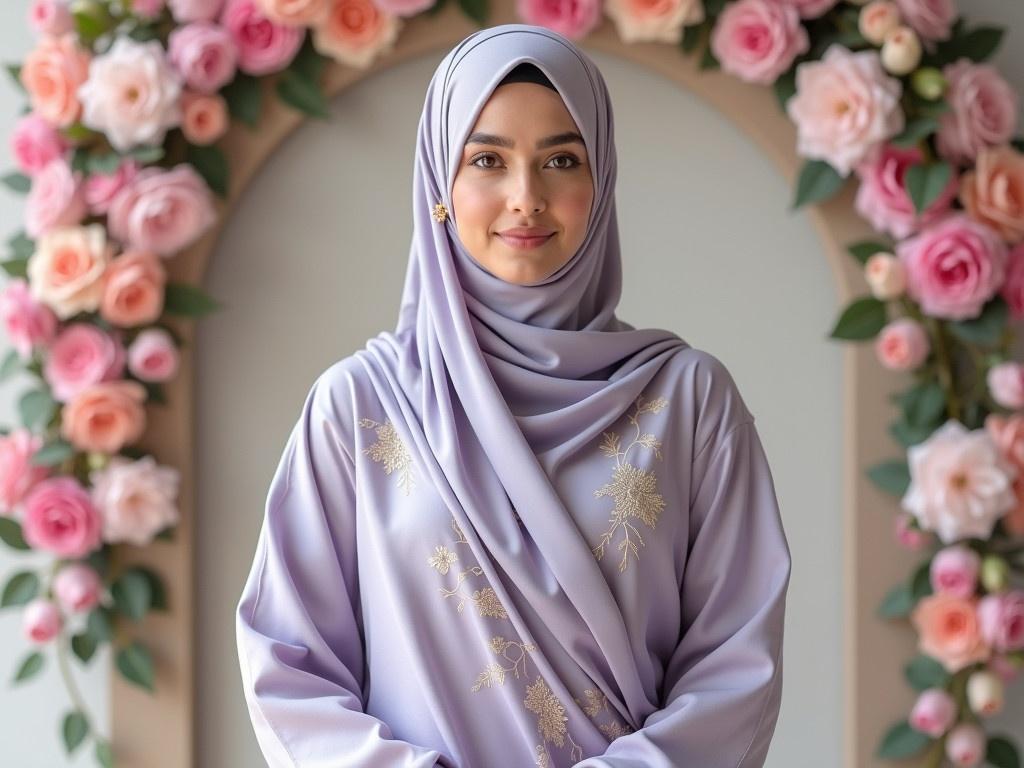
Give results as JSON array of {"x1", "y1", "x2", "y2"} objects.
[
  {"x1": 235, "y1": 373, "x2": 453, "y2": 768},
  {"x1": 573, "y1": 419, "x2": 792, "y2": 768}
]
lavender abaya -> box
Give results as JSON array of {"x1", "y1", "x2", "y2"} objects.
[{"x1": 236, "y1": 23, "x2": 792, "y2": 768}]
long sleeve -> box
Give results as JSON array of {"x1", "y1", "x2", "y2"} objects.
[
  {"x1": 573, "y1": 418, "x2": 792, "y2": 768},
  {"x1": 235, "y1": 373, "x2": 452, "y2": 768}
]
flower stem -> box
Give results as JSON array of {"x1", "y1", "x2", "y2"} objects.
[
  {"x1": 55, "y1": 623, "x2": 104, "y2": 744},
  {"x1": 927, "y1": 315, "x2": 961, "y2": 423}
]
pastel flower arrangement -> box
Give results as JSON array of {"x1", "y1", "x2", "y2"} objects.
[{"x1": 0, "y1": 0, "x2": 1021, "y2": 765}]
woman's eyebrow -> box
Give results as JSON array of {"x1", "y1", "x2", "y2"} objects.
[{"x1": 465, "y1": 131, "x2": 585, "y2": 149}]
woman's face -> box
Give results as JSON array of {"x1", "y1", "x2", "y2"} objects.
[{"x1": 451, "y1": 82, "x2": 595, "y2": 285}]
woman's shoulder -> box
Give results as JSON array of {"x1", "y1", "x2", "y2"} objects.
[{"x1": 301, "y1": 353, "x2": 383, "y2": 462}]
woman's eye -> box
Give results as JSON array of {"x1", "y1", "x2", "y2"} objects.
[
  {"x1": 469, "y1": 153, "x2": 582, "y2": 170},
  {"x1": 548, "y1": 154, "x2": 581, "y2": 169},
  {"x1": 470, "y1": 154, "x2": 500, "y2": 169}
]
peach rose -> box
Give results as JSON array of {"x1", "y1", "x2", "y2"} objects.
[
  {"x1": 61, "y1": 380, "x2": 148, "y2": 454},
  {"x1": 20, "y1": 33, "x2": 91, "y2": 127},
  {"x1": 0, "y1": 428, "x2": 50, "y2": 515},
  {"x1": 25, "y1": 157, "x2": 87, "y2": 239},
  {"x1": 100, "y1": 250, "x2": 167, "y2": 327},
  {"x1": 0, "y1": 278, "x2": 58, "y2": 360},
  {"x1": 127, "y1": 328, "x2": 180, "y2": 382},
  {"x1": 959, "y1": 145, "x2": 1024, "y2": 244},
  {"x1": 256, "y1": 0, "x2": 330, "y2": 24},
  {"x1": 180, "y1": 91, "x2": 229, "y2": 145},
  {"x1": 43, "y1": 323, "x2": 126, "y2": 403},
  {"x1": 606, "y1": 0, "x2": 704, "y2": 45},
  {"x1": 911, "y1": 592, "x2": 991, "y2": 673},
  {"x1": 312, "y1": 0, "x2": 402, "y2": 69},
  {"x1": 27, "y1": 224, "x2": 113, "y2": 320}
]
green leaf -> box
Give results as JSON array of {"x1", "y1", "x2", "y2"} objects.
[
  {"x1": 185, "y1": 144, "x2": 229, "y2": 198},
  {"x1": 155, "y1": 526, "x2": 175, "y2": 543},
  {"x1": 0, "y1": 257, "x2": 29, "y2": 278},
  {"x1": 71, "y1": 631, "x2": 98, "y2": 664},
  {"x1": 62, "y1": 710, "x2": 89, "y2": 754},
  {"x1": 878, "y1": 583, "x2": 914, "y2": 618},
  {"x1": 18, "y1": 388, "x2": 56, "y2": 431},
  {"x1": 703, "y1": 0, "x2": 727, "y2": 16},
  {"x1": 868, "y1": 459, "x2": 911, "y2": 496},
  {"x1": 937, "y1": 26, "x2": 1005, "y2": 64},
  {"x1": 890, "y1": 418, "x2": 937, "y2": 448},
  {"x1": 987, "y1": 736, "x2": 1021, "y2": 768},
  {"x1": 909, "y1": 558, "x2": 933, "y2": 600},
  {"x1": 63, "y1": 123, "x2": 98, "y2": 143},
  {"x1": 875, "y1": 719, "x2": 931, "y2": 759},
  {"x1": 905, "y1": 162, "x2": 952, "y2": 215},
  {"x1": 222, "y1": 73, "x2": 262, "y2": 129},
  {"x1": 456, "y1": 0, "x2": 488, "y2": 24},
  {"x1": 112, "y1": 569, "x2": 152, "y2": 622},
  {"x1": 1, "y1": 570, "x2": 40, "y2": 607},
  {"x1": 791, "y1": 159, "x2": 846, "y2": 209},
  {"x1": 2, "y1": 171, "x2": 31, "y2": 194},
  {"x1": 275, "y1": 69, "x2": 329, "y2": 121},
  {"x1": 86, "y1": 152, "x2": 123, "y2": 175},
  {"x1": 72, "y1": 9, "x2": 108, "y2": 42},
  {"x1": 31, "y1": 439, "x2": 75, "y2": 467},
  {"x1": 13, "y1": 650, "x2": 44, "y2": 684},
  {"x1": 141, "y1": 381, "x2": 167, "y2": 405},
  {"x1": 828, "y1": 296, "x2": 887, "y2": 340},
  {"x1": 164, "y1": 282, "x2": 222, "y2": 317},
  {"x1": 905, "y1": 654, "x2": 949, "y2": 690},
  {"x1": 0, "y1": 517, "x2": 29, "y2": 551},
  {"x1": 116, "y1": 641, "x2": 155, "y2": 692},
  {"x1": 86, "y1": 546, "x2": 111, "y2": 582},
  {"x1": 772, "y1": 67, "x2": 797, "y2": 111},
  {"x1": 846, "y1": 240, "x2": 891, "y2": 265},
  {"x1": 425, "y1": 0, "x2": 449, "y2": 15},
  {"x1": 947, "y1": 296, "x2": 1008, "y2": 346},
  {"x1": 680, "y1": 20, "x2": 705, "y2": 55},
  {"x1": 122, "y1": 565, "x2": 168, "y2": 612},
  {"x1": 6, "y1": 63, "x2": 24, "y2": 93},
  {"x1": 288, "y1": 35, "x2": 325, "y2": 84},
  {"x1": 903, "y1": 381, "x2": 946, "y2": 428},
  {"x1": 0, "y1": 348, "x2": 23, "y2": 382},
  {"x1": 87, "y1": 606, "x2": 114, "y2": 642},
  {"x1": 8, "y1": 231, "x2": 34, "y2": 260},
  {"x1": 891, "y1": 117, "x2": 939, "y2": 148},
  {"x1": 95, "y1": 738, "x2": 114, "y2": 768},
  {"x1": 129, "y1": 145, "x2": 165, "y2": 165},
  {"x1": 698, "y1": 40, "x2": 720, "y2": 71}
]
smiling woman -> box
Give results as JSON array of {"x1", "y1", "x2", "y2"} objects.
[{"x1": 451, "y1": 63, "x2": 595, "y2": 285}]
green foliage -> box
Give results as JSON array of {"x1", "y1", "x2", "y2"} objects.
[
  {"x1": 164, "y1": 282, "x2": 222, "y2": 317},
  {"x1": 792, "y1": 159, "x2": 846, "y2": 209},
  {"x1": 62, "y1": 710, "x2": 89, "y2": 754},
  {"x1": 116, "y1": 641, "x2": 154, "y2": 692},
  {"x1": 0, "y1": 516, "x2": 30, "y2": 551},
  {"x1": 1, "y1": 570, "x2": 40, "y2": 607},
  {"x1": 904, "y1": 162, "x2": 952, "y2": 215},
  {"x1": 876, "y1": 719, "x2": 932, "y2": 759},
  {"x1": 828, "y1": 297, "x2": 887, "y2": 340}
]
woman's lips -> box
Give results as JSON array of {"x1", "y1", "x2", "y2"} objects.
[{"x1": 497, "y1": 232, "x2": 554, "y2": 249}]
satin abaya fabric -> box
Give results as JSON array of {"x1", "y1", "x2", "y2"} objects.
[{"x1": 236, "y1": 23, "x2": 792, "y2": 768}]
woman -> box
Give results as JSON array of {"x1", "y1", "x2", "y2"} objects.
[{"x1": 236, "y1": 23, "x2": 791, "y2": 768}]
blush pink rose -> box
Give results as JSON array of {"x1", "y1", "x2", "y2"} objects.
[
  {"x1": 895, "y1": 511, "x2": 928, "y2": 550},
  {"x1": 220, "y1": 0, "x2": 305, "y2": 76},
  {"x1": 930, "y1": 545, "x2": 980, "y2": 599},
  {"x1": 90, "y1": 455, "x2": 181, "y2": 546},
  {"x1": 84, "y1": 159, "x2": 140, "y2": 216},
  {"x1": 100, "y1": 250, "x2": 167, "y2": 327},
  {"x1": 911, "y1": 592, "x2": 991, "y2": 673},
  {"x1": 894, "y1": 0, "x2": 954, "y2": 43},
  {"x1": 180, "y1": 91, "x2": 230, "y2": 145},
  {"x1": 22, "y1": 598, "x2": 62, "y2": 644},
  {"x1": 786, "y1": 44, "x2": 904, "y2": 176},
  {"x1": 169, "y1": 0, "x2": 226, "y2": 21},
  {"x1": 107, "y1": 165, "x2": 217, "y2": 257},
  {"x1": 1001, "y1": 243, "x2": 1024, "y2": 320},
  {"x1": 22, "y1": 476, "x2": 103, "y2": 557},
  {"x1": 977, "y1": 591, "x2": 1024, "y2": 653},
  {"x1": 52, "y1": 563, "x2": 102, "y2": 614},
  {"x1": 20, "y1": 33, "x2": 91, "y2": 128},
  {"x1": 959, "y1": 145, "x2": 1024, "y2": 244},
  {"x1": 61, "y1": 380, "x2": 148, "y2": 454},
  {"x1": 167, "y1": 22, "x2": 239, "y2": 94},
  {"x1": 127, "y1": 328, "x2": 180, "y2": 382},
  {"x1": 0, "y1": 279, "x2": 58, "y2": 360},
  {"x1": 710, "y1": 0, "x2": 809, "y2": 85},
  {"x1": 937, "y1": 59, "x2": 1018, "y2": 167},
  {"x1": 10, "y1": 112, "x2": 68, "y2": 177},
  {"x1": 987, "y1": 362, "x2": 1024, "y2": 410},
  {"x1": 895, "y1": 213, "x2": 1008, "y2": 321},
  {"x1": 311, "y1": 0, "x2": 402, "y2": 69},
  {"x1": 780, "y1": 0, "x2": 837, "y2": 19},
  {"x1": 25, "y1": 157, "x2": 87, "y2": 239},
  {"x1": 946, "y1": 722, "x2": 986, "y2": 767},
  {"x1": 256, "y1": 0, "x2": 331, "y2": 24},
  {"x1": 0, "y1": 429, "x2": 50, "y2": 515},
  {"x1": 908, "y1": 688, "x2": 956, "y2": 736},
  {"x1": 28, "y1": 0, "x2": 74, "y2": 36},
  {"x1": 515, "y1": 0, "x2": 601, "y2": 40},
  {"x1": 44, "y1": 323, "x2": 127, "y2": 403},
  {"x1": 874, "y1": 318, "x2": 929, "y2": 371},
  {"x1": 854, "y1": 142, "x2": 957, "y2": 239}
]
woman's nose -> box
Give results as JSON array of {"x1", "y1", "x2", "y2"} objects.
[{"x1": 506, "y1": 169, "x2": 546, "y2": 215}]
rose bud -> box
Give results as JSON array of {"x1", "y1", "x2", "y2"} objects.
[
  {"x1": 881, "y1": 26, "x2": 922, "y2": 76},
  {"x1": 945, "y1": 722, "x2": 986, "y2": 767},
  {"x1": 22, "y1": 598, "x2": 62, "y2": 644},
  {"x1": 865, "y1": 252, "x2": 906, "y2": 299},
  {"x1": 859, "y1": 0, "x2": 901, "y2": 46},
  {"x1": 966, "y1": 669, "x2": 1004, "y2": 716},
  {"x1": 911, "y1": 66, "x2": 946, "y2": 100},
  {"x1": 909, "y1": 688, "x2": 956, "y2": 736},
  {"x1": 980, "y1": 555, "x2": 1010, "y2": 593}
]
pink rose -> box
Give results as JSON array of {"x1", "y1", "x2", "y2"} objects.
[
  {"x1": 44, "y1": 323, "x2": 127, "y2": 403},
  {"x1": 220, "y1": 0, "x2": 305, "y2": 76},
  {"x1": 107, "y1": 165, "x2": 217, "y2": 257},
  {"x1": 22, "y1": 598, "x2": 62, "y2": 644},
  {"x1": 894, "y1": 0, "x2": 955, "y2": 44},
  {"x1": 180, "y1": 91, "x2": 230, "y2": 145},
  {"x1": 100, "y1": 250, "x2": 167, "y2": 327},
  {"x1": 989, "y1": 654, "x2": 1023, "y2": 684},
  {"x1": 515, "y1": 0, "x2": 601, "y2": 40},
  {"x1": 84, "y1": 159, "x2": 140, "y2": 216},
  {"x1": 25, "y1": 157, "x2": 87, "y2": 239},
  {"x1": 710, "y1": 0, "x2": 809, "y2": 85},
  {"x1": 22, "y1": 476, "x2": 103, "y2": 558},
  {"x1": 895, "y1": 511, "x2": 928, "y2": 550},
  {"x1": 27, "y1": 0, "x2": 74, "y2": 36},
  {"x1": 10, "y1": 112, "x2": 68, "y2": 177},
  {"x1": 945, "y1": 722, "x2": 986, "y2": 767},
  {"x1": 53, "y1": 563, "x2": 103, "y2": 613},
  {"x1": 874, "y1": 318, "x2": 929, "y2": 371},
  {"x1": 0, "y1": 279, "x2": 58, "y2": 360},
  {"x1": 937, "y1": 59, "x2": 1018, "y2": 167},
  {"x1": 128, "y1": 328, "x2": 180, "y2": 382},
  {"x1": 930, "y1": 545, "x2": 980, "y2": 599},
  {"x1": 987, "y1": 362, "x2": 1024, "y2": 410},
  {"x1": 169, "y1": 0, "x2": 226, "y2": 22},
  {"x1": 90, "y1": 455, "x2": 181, "y2": 546},
  {"x1": 985, "y1": 413, "x2": 1024, "y2": 537},
  {"x1": 855, "y1": 143, "x2": 957, "y2": 239},
  {"x1": 786, "y1": 45, "x2": 904, "y2": 176},
  {"x1": 168, "y1": 22, "x2": 239, "y2": 94},
  {"x1": 21, "y1": 33, "x2": 91, "y2": 128},
  {"x1": 779, "y1": 0, "x2": 837, "y2": 19},
  {"x1": 896, "y1": 213, "x2": 1007, "y2": 321},
  {"x1": 911, "y1": 592, "x2": 991, "y2": 673},
  {"x1": 1001, "y1": 243, "x2": 1024, "y2": 320},
  {"x1": 310, "y1": 0, "x2": 402, "y2": 69},
  {"x1": 0, "y1": 429, "x2": 50, "y2": 515},
  {"x1": 959, "y1": 145, "x2": 1024, "y2": 244},
  {"x1": 908, "y1": 688, "x2": 956, "y2": 736}
]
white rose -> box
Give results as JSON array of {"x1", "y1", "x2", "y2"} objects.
[
  {"x1": 90, "y1": 455, "x2": 181, "y2": 546},
  {"x1": 27, "y1": 224, "x2": 111, "y2": 319}
]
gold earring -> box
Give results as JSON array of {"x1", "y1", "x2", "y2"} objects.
[{"x1": 431, "y1": 202, "x2": 449, "y2": 223}]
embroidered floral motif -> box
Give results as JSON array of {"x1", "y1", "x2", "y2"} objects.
[
  {"x1": 573, "y1": 688, "x2": 636, "y2": 740},
  {"x1": 470, "y1": 635, "x2": 536, "y2": 691},
  {"x1": 358, "y1": 417, "x2": 415, "y2": 495},
  {"x1": 427, "y1": 545, "x2": 457, "y2": 574},
  {"x1": 591, "y1": 393, "x2": 669, "y2": 572},
  {"x1": 431, "y1": 517, "x2": 509, "y2": 619}
]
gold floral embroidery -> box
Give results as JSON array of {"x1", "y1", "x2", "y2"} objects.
[
  {"x1": 427, "y1": 545, "x2": 457, "y2": 574},
  {"x1": 431, "y1": 516, "x2": 509, "y2": 619},
  {"x1": 358, "y1": 417, "x2": 415, "y2": 496},
  {"x1": 591, "y1": 393, "x2": 669, "y2": 572},
  {"x1": 573, "y1": 688, "x2": 636, "y2": 740},
  {"x1": 470, "y1": 636, "x2": 536, "y2": 691}
]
